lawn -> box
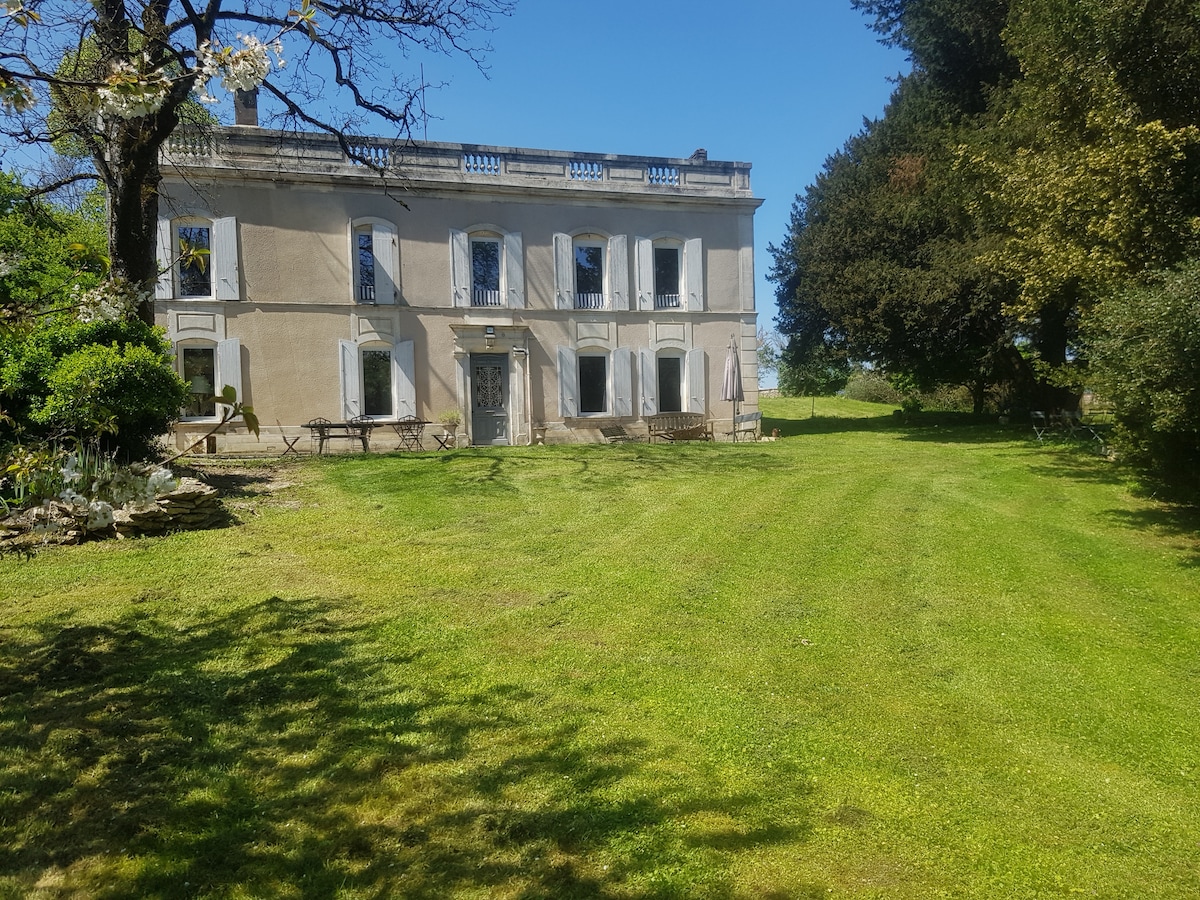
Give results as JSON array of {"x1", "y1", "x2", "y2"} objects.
[{"x1": 2, "y1": 397, "x2": 1198, "y2": 899}]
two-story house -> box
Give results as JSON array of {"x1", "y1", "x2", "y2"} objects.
[{"x1": 156, "y1": 116, "x2": 762, "y2": 452}]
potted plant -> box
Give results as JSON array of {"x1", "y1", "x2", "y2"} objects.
[{"x1": 437, "y1": 409, "x2": 462, "y2": 448}]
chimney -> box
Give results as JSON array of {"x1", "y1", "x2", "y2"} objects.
[
  {"x1": 689, "y1": 148, "x2": 707, "y2": 161},
  {"x1": 234, "y1": 88, "x2": 258, "y2": 127}
]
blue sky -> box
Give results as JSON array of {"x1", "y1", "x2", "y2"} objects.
[{"x1": 412, "y1": 0, "x2": 911, "y2": 348}]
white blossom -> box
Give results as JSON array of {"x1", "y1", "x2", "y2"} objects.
[
  {"x1": 86, "y1": 500, "x2": 114, "y2": 531},
  {"x1": 96, "y1": 60, "x2": 170, "y2": 120}
]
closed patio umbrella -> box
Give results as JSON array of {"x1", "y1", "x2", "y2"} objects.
[{"x1": 721, "y1": 334, "x2": 744, "y2": 439}]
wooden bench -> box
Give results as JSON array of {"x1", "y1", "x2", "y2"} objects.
[
  {"x1": 600, "y1": 424, "x2": 645, "y2": 443},
  {"x1": 646, "y1": 412, "x2": 713, "y2": 443},
  {"x1": 726, "y1": 410, "x2": 762, "y2": 442},
  {"x1": 304, "y1": 415, "x2": 374, "y2": 453}
]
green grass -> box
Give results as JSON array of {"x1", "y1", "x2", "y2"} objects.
[{"x1": 2, "y1": 396, "x2": 1198, "y2": 898}]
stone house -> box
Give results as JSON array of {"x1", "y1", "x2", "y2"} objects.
[{"x1": 156, "y1": 119, "x2": 762, "y2": 451}]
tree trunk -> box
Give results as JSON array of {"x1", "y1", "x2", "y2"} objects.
[{"x1": 104, "y1": 134, "x2": 162, "y2": 325}]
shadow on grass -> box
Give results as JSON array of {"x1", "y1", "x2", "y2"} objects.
[
  {"x1": 0, "y1": 597, "x2": 810, "y2": 898},
  {"x1": 1105, "y1": 504, "x2": 1200, "y2": 565}
]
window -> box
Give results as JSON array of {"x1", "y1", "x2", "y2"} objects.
[
  {"x1": 177, "y1": 338, "x2": 242, "y2": 421},
  {"x1": 471, "y1": 238, "x2": 502, "y2": 306},
  {"x1": 351, "y1": 218, "x2": 398, "y2": 304},
  {"x1": 554, "y1": 233, "x2": 629, "y2": 311},
  {"x1": 178, "y1": 225, "x2": 211, "y2": 297},
  {"x1": 182, "y1": 347, "x2": 217, "y2": 418},
  {"x1": 156, "y1": 215, "x2": 240, "y2": 301},
  {"x1": 636, "y1": 236, "x2": 702, "y2": 311},
  {"x1": 639, "y1": 347, "x2": 704, "y2": 416},
  {"x1": 653, "y1": 246, "x2": 681, "y2": 309},
  {"x1": 338, "y1": 339, "x2": 415, "y2": 420},
  {"x1": 657, "y1": 355, "x2": 683, "y2": 412},
  {"x1": 451, "y1": 228, "x2": 524, "y2": 308},
  {"x1": 557, "y1": 346, "x2": 634, "y2": 418},
  {"x1": 574, "y1": 242, "x2": 605, "y2": 309},
  {"x1": 578, "y1": 355, "x2": 607, "y2": 413},
  {"x1": 355, "y1": 226, "x2": 376, "y2": 303},
  {"x1": 361, "y1": 348, "x2": 393, "y2": 417}
]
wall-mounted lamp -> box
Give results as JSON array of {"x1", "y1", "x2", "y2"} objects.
[{"x1": 484, "y1": 325, "x2": 496, "y2": 349}]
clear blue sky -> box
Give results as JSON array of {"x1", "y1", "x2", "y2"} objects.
[{"x1": 412, "y1": 0, "x2": 910, "y2": 356}]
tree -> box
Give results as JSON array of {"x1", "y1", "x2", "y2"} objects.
[
  {"x1": 1, "y1": 0, "x2": 513, "y2": 323},
  {"x1": 1085, "y1": 261, "x2": 1200, "y2": 499}
]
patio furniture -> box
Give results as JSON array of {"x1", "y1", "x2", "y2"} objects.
[
  {"x1": 600, "y1": 424, "x2": 645, "y2": 443},
  {"x1": 392, "y1": 416, "x2": 427, "y2": 451},
  {"x1": 725, "y1": 410, "x2": 763, "y2": 442},
  {"x1": 646, "y1": 413, "x2": 713, "y2": 443},
  {"x1": 304, "y1": 416, "x2": 374, "y2": 454}
]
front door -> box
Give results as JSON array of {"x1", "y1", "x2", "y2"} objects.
[{"x1": 471, "y1": 353, "x2": 509, "y2": 445}]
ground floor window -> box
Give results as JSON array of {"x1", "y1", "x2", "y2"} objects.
[
  {"x1": 182, "y1": 347, "x2": 217, "y2": 418},
  {"x1": 361, "y1": 348, "x2": 393, "y2": 417},
  {"x1": 657, "y1": 355, "x2": 683, "y2": 413},
  {"x1": 579, "y1": 355, "x2": 608, "y2": 414}
]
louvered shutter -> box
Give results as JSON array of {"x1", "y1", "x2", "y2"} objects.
[
  {"x1": 639, "y1": 348, "x2": 658, "y2": 416},
  {"x1": 557, "y1": 345, "x2": 578, "y2": 417},
  {"x1": 212, "y1": 217, "x2": 240, "y2": 301},
  {"x1": 686, "y1": 347, "x2": 706, "y2": 414},
  {"x1": 450, "y1": 229, "x2": 470, "y2": 307},
  {"x1": 684, "y1": 238, "x2": 703, "y2": 311},
  {"x1": 156, "y1": 218, "x2": 174, "y2": 300},
  {"x1": 613, "y1": 347, "x2": 633, "y2": 417},
  {"x1": 505, "y1": 231, "x2": 525, "y2": 308},
  {"x1": 338, "y1": 339, "x2": 361, "y2": 420},
  {"x1": 635, "y1": 237, "x2": 653, "y2": 310},
  {"x1": 373, "y1": 221, "x2": 398, "y2": 304},
  {"x1": 554, "y1": 233, "x2": 574, "y2": 309},
  {"x1": 394, "y1": 339, "x2": 415, "y2": 417},
  {"x1": 216, "y1": 338, "x2": 242, "y2": 419},
  {"x1": 608, "y1": 234, "x2": 629, "y2": 311}
]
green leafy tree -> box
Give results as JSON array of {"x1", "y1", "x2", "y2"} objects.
[{"x1": 1085, "y1": 261, "x2": 1200, "y2": 498}]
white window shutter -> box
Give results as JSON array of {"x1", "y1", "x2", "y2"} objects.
[
  {"x1": 216, "y1": 338, "x2": 242, "y2": 419},
  {"x1": 613, "y1": 347, "x2": 634, "y2": 417},
  {"x1": 684, "y1": 238, "x2": 703, "y2": 311},
  {"x1": 607, "y1": 234, "x2": 629, "y2": 311},
  {"x1": 394, "y1": 339, "x2": 415, "y2": 417},
  {"x1": 339, "y1": 339, "x2": 361, "y2": 420},
  {"x1": 635, "y1": 237, "x2": 653, "y2": 310},
  {"x1": 450, "y1": 229, "x2": 469, "y2": 307},
  {"x1": 505, "y1": 231, "x2": 525, "y2": 308},
  {"x1": 557, "y1": 345, "x2": 578, "y2": 417},
  {"x1": 639, "y1": 348, "x2": 658, "y2": 416},
  {"x1": 373, "y1": 221, "x2": 398, "y2": 304},
  {"x1": 554, "y1": 233, "x2": 574, "y2": 309},
  {"x1": 686, "y1": 347, "x2": 706, "y2": 414},
  {"x1": 156, "y1": 218, "x2": 174, "y2": 300},
  {"x1": 213, "y1": 217, "x2": 240, "y2": 301}
]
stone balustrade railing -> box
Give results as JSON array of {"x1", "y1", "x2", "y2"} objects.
[{"x1": 164, "y1": 127, "x2": 753, "y2": 196}]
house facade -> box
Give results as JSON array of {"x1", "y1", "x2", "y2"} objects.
[{"x1": 156, "y1": 123, "x2": 762, "y2": 452}]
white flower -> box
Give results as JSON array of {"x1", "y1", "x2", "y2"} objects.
[
  {"x1": 147, "y1": 468, "x2": 178, "y2": 496},
  {"x1": 85, "y1": 500, "x2": 114, "y2": 531}
]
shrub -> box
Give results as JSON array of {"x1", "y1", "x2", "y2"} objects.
[
  {"x1": 1086, "y1": 261, "x2": 1200, "y2": 499},
  {"x1": 842, "y1": 371, "x2": 903, "y2": 404},
  {"x1": 1, "y1": 316, "x2": 186, "y2": 460}
]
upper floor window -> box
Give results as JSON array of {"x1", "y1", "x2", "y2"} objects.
[
  {"x1": 156, "y1": 215, "x2": 240, "y2": 302},
  {"x1": 177, "y1": 224, "x2": 211, "y2": 298},
  {"x1": 574, "y1": 241, "x2": 606, "y2": 310},
  {"x1": 636, "y1": 236, "x2": 702, "y2": 311},
  {"x1": 351, "y1": 218, "x2": 398, "y2": 304},
  {"x1": 554, "y1": 232, "x2": 629, "y2": 311},
  {"x1": 653, "y1": 245, "x2": 681, "y2": 309},
  {"x1": 451, "y1": 228, "x2": 524, "y2": 309},
  {"x1": 471, "y1": 237, "x2": 502, "y2": 306}
]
